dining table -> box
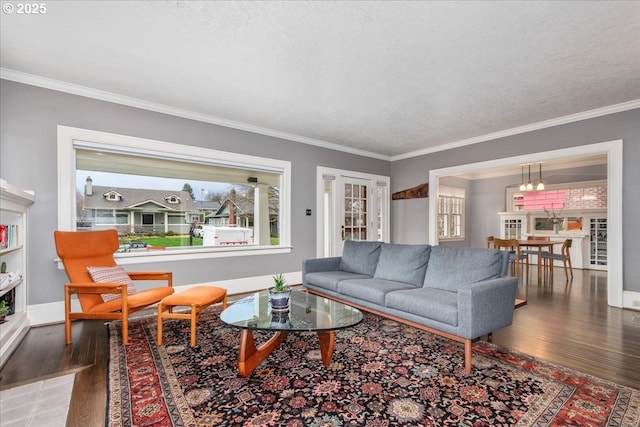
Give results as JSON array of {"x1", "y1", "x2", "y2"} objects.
[{"x1": 517, "y1": 240, "x2": 565, "y2": 278}]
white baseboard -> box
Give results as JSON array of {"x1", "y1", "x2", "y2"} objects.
[
  {"x1": 27, "y1": 271, "x2": 302, "y2": 326},
  {"x1": 623, "y1": 290, "x2": 640, "y2": 311}
]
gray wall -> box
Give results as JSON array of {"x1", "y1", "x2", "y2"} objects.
[
  {"x1": 391, "y1": 108, "x2": 640, "y2": 292},
  {"x1": 0, "y1": 80, "x2": 390, "y2": 305}
]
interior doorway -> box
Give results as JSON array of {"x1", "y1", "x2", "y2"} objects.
[
  {"x1": 428, "y1": 140, "x2": 623, "y2": 307},
  {"x1": 317, "y1": 167, "x2": 390, "y2": 257}
]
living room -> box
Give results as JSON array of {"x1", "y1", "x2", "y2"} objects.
[{"x1": 1, "y1": 1, "x2": 639, "y2": 425}]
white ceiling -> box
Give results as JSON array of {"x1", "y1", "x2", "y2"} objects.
[{"x1": 1, "y1": 1, "x2": 639, "y2": 159}]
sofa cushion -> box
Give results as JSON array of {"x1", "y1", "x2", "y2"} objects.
[
  {"x1": 385, "y1": 288, "x2": 458, "y2": 326},
  {"x1": 338, "y1": 278, "x2": 415, "y2": 306},
  {"x1": 373, "y1": 244, "x2": 431, "y2": 287},
  {"x1": 339, "y1": 240, "x2": 382, "y2": 276},
  {"x1": 304, "y1": 271, "x2": 372, "y2": 292},
  {"x1": 423, "y1": 246, "x2": 504, "y2": 292}
]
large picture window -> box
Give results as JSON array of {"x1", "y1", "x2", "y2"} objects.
[{"x1": 58, "y1": 126, "x2": 291, "y2": 263}]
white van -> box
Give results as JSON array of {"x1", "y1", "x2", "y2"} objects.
[{"x1": 202, "y1": 226, "x2": 253, "y2": 246}]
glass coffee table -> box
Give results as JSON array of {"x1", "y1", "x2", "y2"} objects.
[{"x1": 220, "y1": 289, "x2": 363, "y2": 377}]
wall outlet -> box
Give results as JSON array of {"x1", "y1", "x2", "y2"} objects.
[{"x1": 633, "y1": 300, "x2": 640, "y2": 308}]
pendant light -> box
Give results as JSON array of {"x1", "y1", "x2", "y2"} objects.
[
  {"x1": 536, "y1": 163, "x2": 545, "y2": 191},
  {"x1": 519, "y1": 165, "x2": 526, "y2": 191},
  {"x1": 526, "y1": 164, "x2": 533, "y2": 191}
]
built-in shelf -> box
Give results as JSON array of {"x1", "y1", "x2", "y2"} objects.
[
  {"x1": 0, "y1": 179, "x2": 35, "y2": 368},
  {"x1": 0, "y1": 245, "x2": 23, "y2": 257},
  {"x1": 0, "y1": 278, "x2": 23, "y2": 298}
]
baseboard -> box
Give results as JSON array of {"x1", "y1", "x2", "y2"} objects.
[
  {"x1": 623, "y1": 290, "x2": 640, "y2": 311},
  {"x1": 27, "y1": 271, "x2": 302, "y2": 326}
]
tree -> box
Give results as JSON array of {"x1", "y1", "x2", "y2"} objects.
[{"x1": 182, "y1": 183, "x2": 195, "y2": 200}]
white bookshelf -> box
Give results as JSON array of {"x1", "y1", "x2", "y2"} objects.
[{"x1": 0, "y1": 179, "x2": 35, "y2": 368}]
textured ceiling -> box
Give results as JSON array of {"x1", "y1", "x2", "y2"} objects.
[{"x1": 1, "y1": 1, "x2": 639, "y2": 158}]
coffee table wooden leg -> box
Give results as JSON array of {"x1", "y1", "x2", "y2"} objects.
[
  {"x1": 317, "y1": 331, "x2": 335, "y2": 367},
  {"x1": 238, "y1": 329, "x2": 287, "y2": 377}
]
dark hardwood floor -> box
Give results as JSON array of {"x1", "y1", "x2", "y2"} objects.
[{"x1": 1, "y1": 267, "x2": 639, "y2": 426}]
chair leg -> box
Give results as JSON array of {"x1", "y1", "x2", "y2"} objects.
[
  {"x1": 64, "y1": 290, "x2": 72, "y2": 344},
  {"x1": 567, "y1": 257, "x2": 573, "y2": 279},
  {"x1": 122, "y1": 313, "x2": 129, "y2": 345},
  {"x1": 190, "y1": 304, "x2": 198, "y2": 347},
  {"x1": 157, "y1": 303, "x2": 164, "y2": 346}
]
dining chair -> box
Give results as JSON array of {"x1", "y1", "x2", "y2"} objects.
[
  {"x1": 54, "y1": 229, "x2": 175, "y2": 345},
  {"x1": 492, "y1": 238, "x2": 528, "y2": 276},
  {"x1": 486, "y1": 236, "x2": 494, "y2": 248},
  {"x1": 542, "y1": 238, "x2": 573, "y2": 280},
  {"x1": 523, "y1": 235, "x2": 550, "y2": 266}
]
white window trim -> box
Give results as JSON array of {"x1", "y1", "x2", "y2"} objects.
[{"x1": 57, "y1": 126, "x2": 291, "y2": 265}]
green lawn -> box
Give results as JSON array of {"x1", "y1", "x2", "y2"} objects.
[
  {"x1": 121, "y1": 235, "x2": 203, "y2": 247},
  {"x1": 120, "y1": 236, "x2": 280, "y2": 247}
]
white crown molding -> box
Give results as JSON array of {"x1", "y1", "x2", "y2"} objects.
[
  {"x1": 0, "y1": 68, "x2": 391, "y2": 161},
  {"x1": 392, "y1": 100, "x2": 640, "y2": 161},
  {"x1": 3, "y1": 68, "x2": 638, "y2": 163}
]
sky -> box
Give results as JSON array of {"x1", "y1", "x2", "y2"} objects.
[{"x1": 77, "y1": 170, "x2": 231, "y2": 200}]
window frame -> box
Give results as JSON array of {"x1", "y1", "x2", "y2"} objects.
[
  {"x1": 437, "y1": 186, "x2": 466, "y2": 241},
  {"x1": 57, "y1": 126, "x2": 291, "y2": 265}
]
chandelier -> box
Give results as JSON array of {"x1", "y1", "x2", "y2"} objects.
[{"x1": 519, "y1": 163, "x2": 544, "y2": 192}]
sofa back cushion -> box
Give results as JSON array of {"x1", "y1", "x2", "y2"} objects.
[
  {"x1": 423, "y1": 246, "x2": 505, "y2": 292},
  {"x1": 339, "y1": 240, "x2": 382, "y2": 276},
  {"x1": 374, "y1": 243, "x2": 431, "y2": 287}
]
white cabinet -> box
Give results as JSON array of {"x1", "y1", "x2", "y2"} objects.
[
  {"x1": 587, "y1": 216, "x2": 607, "y2": 271},
  {"x1": 0, "y1": 179, "x2": 35, "y2": 368},
  {"x1": 498, "y1": 212, "x2": 529, "y2": 240}
]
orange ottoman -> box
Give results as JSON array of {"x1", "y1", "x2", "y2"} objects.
[{"x1": 157, "y1": 286, "x2": 227, "y2": 347}]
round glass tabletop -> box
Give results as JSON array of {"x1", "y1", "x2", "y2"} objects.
[{"x1": 220, "y1": 289, "x2": 363, "y2": 332}]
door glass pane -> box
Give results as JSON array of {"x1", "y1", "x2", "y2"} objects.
[
  {"x1": 344, "y1": 182, "x2": 368, "y2": 242},
  {"x1": 345, "y1": 185, "x2": 352, "y2": 197}
]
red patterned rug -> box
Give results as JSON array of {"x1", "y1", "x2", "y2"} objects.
[{"x1": 107, "y1": 306, "x2": 639, "y2": 426}]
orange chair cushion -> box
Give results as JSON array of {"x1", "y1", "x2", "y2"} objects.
[
  {"x1": 89, "y1": 287, "x2": 175, "y2": 313},
  {"x1": 160, "y1": 286, "x2": 226, "y2": 308}
]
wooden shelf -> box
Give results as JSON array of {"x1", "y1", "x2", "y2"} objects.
[
  {"x1": 0, "y1": 245, "x2": 23, "y2": 257},
  {"x1": 0, "y1": 277, "x2": 23, "y2": 298}
]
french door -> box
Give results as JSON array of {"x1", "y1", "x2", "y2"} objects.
[
  {"x1": 342, "y1": 177, "x2": 370, "y2": 243},
  {"x1": 317, "y1": 167, "x2": 390, "y2": 257}
]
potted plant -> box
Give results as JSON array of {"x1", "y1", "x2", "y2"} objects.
[
  {"x1": 268, "y1": 273, "x2": 291, "y2": 311},
  {"x1": 0, "y1": 300, "x2": 9, "y2": 322}
]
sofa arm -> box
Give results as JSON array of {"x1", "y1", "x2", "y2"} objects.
[
  {"x1": 302, "y1": 257, "x2": 342, "y2": 283},
  {"x1": 457, "y1": 277, "x2": 518, "y2": 339}
]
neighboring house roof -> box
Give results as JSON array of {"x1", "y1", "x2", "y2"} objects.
[
  {"x1": 208, "y1": 198, "x2": 277, "y2": 219},
  {"x1": 192, "y1": 200, "x2": 222, "y2": 211},
  {"x1": 84, "y1": 186, "x2": 200, "y2": 212},
  {"x1": 209, "y1": 199, "x2": 247, "y2": 219}
]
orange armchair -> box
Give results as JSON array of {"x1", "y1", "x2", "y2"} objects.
[{"x1": 54, "y1": 230, "x2": 174, "y2": 344}]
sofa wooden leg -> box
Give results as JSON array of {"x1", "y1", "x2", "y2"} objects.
[{"x1": 464, "y1": 339, "x2": 472, "y2": 374}]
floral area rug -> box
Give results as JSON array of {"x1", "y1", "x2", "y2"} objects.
[{"x1": 107, "y1": 306, "x2": 640, "y2": 426}]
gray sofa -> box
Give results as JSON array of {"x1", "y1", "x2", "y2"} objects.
[{"x1": 302, "y1": 240, "x2": 518, "y2": 373}]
